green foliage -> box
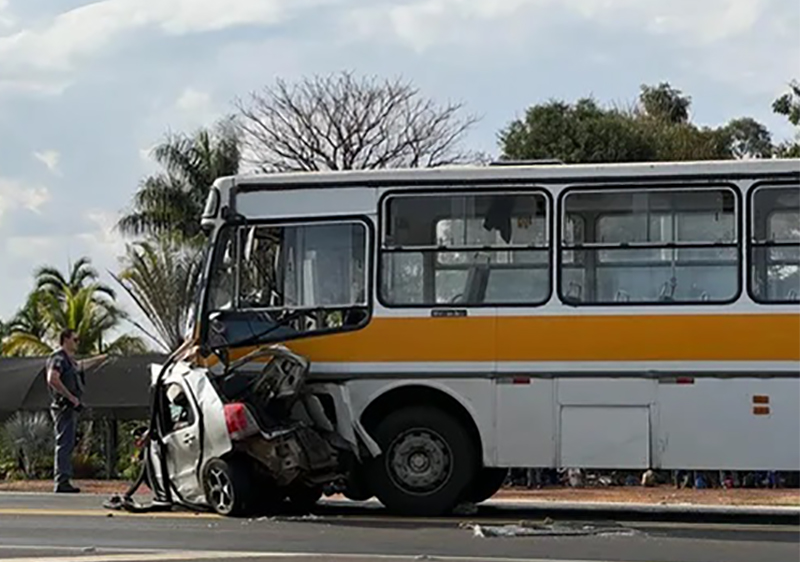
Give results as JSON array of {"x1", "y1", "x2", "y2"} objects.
[
  {"x1": 0, "y1": 412, "x2": 54, "y2": 479},
  {"x1": 723, "y1": 118, "x2": 774, "y2": 159},
  {"x1": 113, "y1": 237, "x2": 205, "y2": 352},
  {"x1": 499, "y1": 82, "x2": 775, "y2": 163},
  {"x1": 639, "y1": 82, "x2": 691, "y2": 124},
  {"x1": 116, "y1": 420, "x2": 147, "y2": 481},
  {"x1": 772, "y1": 80, "x2": 800, "y2": 157},
  {"x1": 499, "y1": 98, "x2": 656, "y2": 163},
  {"x1": 2, "y1": 257, "x2": 146, "y2": 357},
  {"x1": 117, "y1": 117, "x2": 241, "y2": 242}
]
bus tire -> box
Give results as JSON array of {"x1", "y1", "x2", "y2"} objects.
[
  {"x1": 366, "y1": 406, "x2": 477, "y2": 516},
  {"x1": 466, "y1": 467, "x2": 508, "y2": 504}
]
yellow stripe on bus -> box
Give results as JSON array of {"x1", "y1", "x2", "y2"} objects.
[{"x1": 269, "y1": 313, "x2": 800, "y2": 363}]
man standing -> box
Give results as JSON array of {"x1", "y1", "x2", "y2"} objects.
[{"x1": 46, "y1": 329, "x2": 107, "y2": 493}]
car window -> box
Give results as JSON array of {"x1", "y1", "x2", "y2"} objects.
[{"x1": 162, "y1": 383, "x2": 195, "y2": 433}]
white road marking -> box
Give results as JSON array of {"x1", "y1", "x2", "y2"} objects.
[{"x1": 0, "y1": 547, "x2": 618, "y2": 562}]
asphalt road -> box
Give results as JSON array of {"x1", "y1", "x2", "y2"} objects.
[{"x1": 0, "y1": 493, "x2": 797, "y2": 562}]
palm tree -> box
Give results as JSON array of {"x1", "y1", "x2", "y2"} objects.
[
  {"x1": 34, "y1": 256, "x2": 115, "y2": 302},
  {"x1": 2, "y1": 291, "x2": 51, "y2": 357},
  {"x1": 117, "y1": 117, "x2": 241, "y2": 242},
  {"x1": 3, "y1": 286, "x2": 147, "y2": 357},
  {"x1": 112, "y1": 237, "x2": 204, "y2": 353},
  {"x1": 3, "y1": 257, "x2": 147, "y2": 357}
]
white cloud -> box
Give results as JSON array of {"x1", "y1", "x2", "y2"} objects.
[
  {"x1": 0, "y1": 0, "x2": 14, "y2": 29},
  {"x1": 176, "y1": 88, "x2": 211, "y2": 113},
  {"x1": 0, "y1": 0, "x2": 336, "y2": 74},
  {"x1": 346, "y1": 0, "x2": 772, "y2": 51},
  {"x1": 0, "y1": 207, "x2": 156, "y2": 343},
  {"x1": 76, "y1": 208, "x2": 127, "y2": 261},
  {"x1": 174, "y1": 87, "x2": 218, "y2": 126},
  {"x1": 0, "y1": 177, "x2": 50, "y2": 221},
  {"x1": 33, "y1": 149, "x2": 61, "y2": 175}
]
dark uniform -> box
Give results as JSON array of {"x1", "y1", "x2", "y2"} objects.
[{"x1": 46, "y1": 349, "x2": 84, "y2": 491}]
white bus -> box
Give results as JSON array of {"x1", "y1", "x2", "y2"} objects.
[{"x1": 180, "y1": 158, "x2": 799, "y2": 515}]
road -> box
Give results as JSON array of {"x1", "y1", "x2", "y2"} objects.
[{"x1": 0, "y1": 493, "x2": 796, "y2": 562}]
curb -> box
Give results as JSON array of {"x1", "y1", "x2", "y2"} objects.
[
  {"x1": 319, "y1": 496, "x2": 800, "y2": 525},
  {"x1": 478, "y1": 498, "x2": 800, "y2": 525}
]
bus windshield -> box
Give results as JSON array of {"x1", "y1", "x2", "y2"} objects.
[{"x1": 201, "y1": 220, "x2": 370, "y2": 349}]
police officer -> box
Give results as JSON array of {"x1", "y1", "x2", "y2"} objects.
[{"x1": 46, "y1": 329, "x2": 107, "y2": 493}]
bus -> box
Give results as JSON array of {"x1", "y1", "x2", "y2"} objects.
[{"x1": 181, "y1": 158, "x2": 799, "y2": 515}]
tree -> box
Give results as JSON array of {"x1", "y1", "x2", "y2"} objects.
[
  {"x1": 3, "y1": 292, "x2": 51, "y2": 356},
  {"x1": 112, "y1": 237, "x2": 204, "y2": 353},
  {"x1": 772, "y1": 80, "x2": 800, "y2": 158},
  {"x1": 499, "y1": 98, "x2": 657, "y2": 163},
  {"x1": 639, "y1": 82, "x2": 691, "y2": 124},
  {"x1": 34, "y1": 256, "x2": 115, "y2": 303},
  {"x1": 117, "y1": 117, "x2": 241, "y2": 242},
  {"x1": 3, "y1": 258, "x2": 146, "y2": 357},
  {"x1": 235, "y1": 71, "x2": 481, "y2": 172},
  {"x1": 723, "y1": 118, "x2": 774, "y2": 159},
  {"x1": 499, "y1": 82, "x2": 764, "y2": 163}
]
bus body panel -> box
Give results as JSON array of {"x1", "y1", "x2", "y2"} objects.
[{"x1": 199, "y1": 159, "x2": 800, "y2": 474}]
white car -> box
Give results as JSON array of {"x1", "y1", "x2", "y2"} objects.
[{"x1": 143, "y1": 345, "x2": 360, "y2": 516}]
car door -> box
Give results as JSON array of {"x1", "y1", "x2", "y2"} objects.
[{"x1": 160, "y1": 381, "x2": 204, "y2": 504}]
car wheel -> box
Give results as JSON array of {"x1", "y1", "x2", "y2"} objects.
[
  {"x1": 202, "y1": 458, "x2": 253, "y2": 517},
  {"x1": 366, "y1": 406, "x2": 477, "y2": 516},
  {"x1": 466, "y1": 467, "x2": 508, "y2": 503}
]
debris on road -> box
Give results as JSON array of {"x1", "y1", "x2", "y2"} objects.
[{"x1": 462, "y1": 520, "x2": 639, "y2": 538}]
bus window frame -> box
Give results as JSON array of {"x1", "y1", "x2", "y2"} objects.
[
  {"x1": 556, "y1": 182, "x2": 743, "y2": 307},
  {"x1": 198, "y1": 213, "x2": 375, "y2": 348},
  {"x1": 376, "y1": 186, "x2": 554, "y2": 309},
  {"x1": 747, "y1": 181, "x2": 800, "y2": 305}
]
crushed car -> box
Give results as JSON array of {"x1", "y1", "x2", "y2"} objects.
[{"x1": 106, "y1": 342, "x2": 363, "y2": 516}]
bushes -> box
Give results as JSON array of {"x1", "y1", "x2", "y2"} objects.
[{"x1": 0, "y1": 411, "x2": 54, "y2": 480}]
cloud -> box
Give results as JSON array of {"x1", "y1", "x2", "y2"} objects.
[
  {"x1": 0, "y1": 0, "x2": 336, "y2": 74},
  {"x1": 0, "y1": 177, "x2": 50, "y2": 221},
  {"x1": 0, "y1": 206, "x2": 154, "y2": 338},
  {"x1": 346, "y1": 0, "x2": 772, "y2": 51},
  {"x1": 174, "y1": 87, "x2": 218, "y2": 126},
  {"x1": 0, "y1": 0, "x2": 14, "y2": 29},
  {"x1": 33, "y1": 149, "x2": 61, "y2": 175}
]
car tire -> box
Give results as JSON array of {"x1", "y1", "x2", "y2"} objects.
[
  {"x1": 202, "y1": 457, "x2": 253, "y2": 517},
  {"x1": 466, "y1": 467, "x2": 508, "y2": 504},
  {"x1": 366, "y1": 406, "x2": 477, "y2": 516}
]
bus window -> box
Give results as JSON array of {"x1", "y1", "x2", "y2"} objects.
[
  {"x1": 750, "y1": 185, "x2": 800, "y2": 304},
  {"x1": 380, "y1": 191, "x2": 550, "y2": 306},
  {"x1": 560, "y1": 187, "x2": 738, "y2": 305},
  {"x1": 204, "y1": 220, "x2": 369, "y2": 348},
  {"x1": 237, "y1": 221, "x2": 367, "y2": 310}
]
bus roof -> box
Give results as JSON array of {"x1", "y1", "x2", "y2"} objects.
[{"x1": 224, "y1": 159, "x2": 800, "y2": 192}]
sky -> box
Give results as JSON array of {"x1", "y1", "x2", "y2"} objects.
[{"x1": 0, "y1": 0, "x2": 798, "y2": 342}]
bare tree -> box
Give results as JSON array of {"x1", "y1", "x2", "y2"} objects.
[{"x1": 234, "y1": 71, "x2": 482, "y2": 172}]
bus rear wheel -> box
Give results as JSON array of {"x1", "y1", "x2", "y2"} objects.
[{"x1": 366, "y1": 406, "x2": 477, "y2": 516}]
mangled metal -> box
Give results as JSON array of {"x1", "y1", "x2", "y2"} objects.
[{"x1": 105, "y1": 342, "x2": 357, "y2": 516}]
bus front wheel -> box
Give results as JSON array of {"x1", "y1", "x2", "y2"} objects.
[{"x1": 366, "y1": 406, "x2": 477, "y2": 516}]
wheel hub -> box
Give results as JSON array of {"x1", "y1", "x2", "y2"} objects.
[
  {"x1": 207, "y1": 467, "x2": 233, "y2": 513},
  {"x1": 388, "y1": 429, "x2": 452, "y2": 495}
]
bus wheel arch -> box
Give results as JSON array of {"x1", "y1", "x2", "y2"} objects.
[{"x1": 359, "y1": 385, "x2": 483, "y2": 515}]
